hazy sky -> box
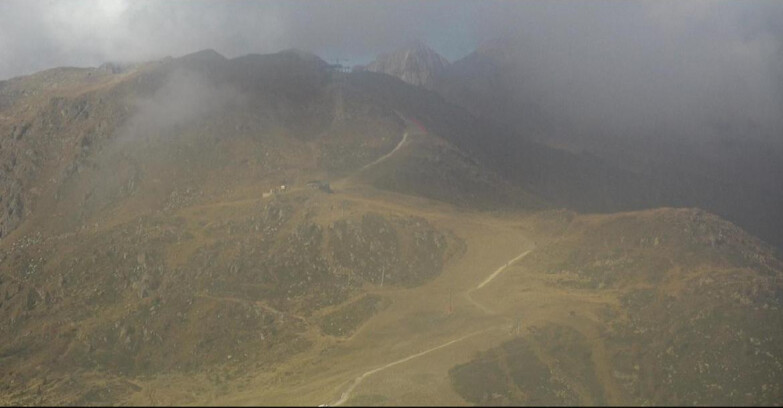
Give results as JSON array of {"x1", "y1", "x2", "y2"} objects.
[
  {"x1": 1, "y1": 1, "x2": 781, "y2": 144},
  {"x1": 0, "y1": 0, "x2": 483, "y2": 79},
  {"x1": 466, "y1": 1, "x2": 783, "y2": 144},
  {"x1": 1, "y1": 1, "x2": 780, "y2": 79}
]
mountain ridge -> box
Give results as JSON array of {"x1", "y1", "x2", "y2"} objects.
[
  {"x1": 0, "y1": 47, "x2": 781, "y2": 405},
  {"x1": 359, "y1": 41, "x2": 449, "y2": 90}
]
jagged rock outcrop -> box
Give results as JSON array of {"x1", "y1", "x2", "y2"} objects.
[{"x1": 360, "y1": 41, "x2": 449, "y2": 90}]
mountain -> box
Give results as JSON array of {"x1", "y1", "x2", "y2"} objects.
[
  {"x1": 359, "y1": 41, "x2": 449, "y2": 90},
  {"x1": 0, "y1": 49, "x2": 781, "y2": 405},
  {"x1": 0, "y1": 48, "x2": 531, "y2": 404},
  {"x1": 451, "y1": 207, "x2": 783, "y2": 405},
  {"x1": 435, "y1": 38, "x2": 534, "y2": 126},
  {"x1": 432, "y1": 39, "x2": 783, "y2": 251}
]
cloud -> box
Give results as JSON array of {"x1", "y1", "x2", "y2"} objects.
[
  {"x1": 0, "y1": 0, "x2": 483, "y2": 80},
  {"x1": 0, "y1": 0, "x2": 290, "y2": 79},
  {"x1": 124, "y1": 69, "x2": 243, "y2": 139},
  {"x1": 0, "y1": 0, "x2": 780, "y2": 146},
  {"x1": 467, "y1": 1, "x2": 783, "y2": 143}
]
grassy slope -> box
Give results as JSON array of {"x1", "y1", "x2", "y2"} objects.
[
  {"x1": 0, "y1": 50, "x2": 512, "y2": 405},
  {"x1": 450, "y1": 208, "x2": 783, "y2": 406},
  {"x1": 0, "y1": 50, "x2": 781, "y2": 406}
]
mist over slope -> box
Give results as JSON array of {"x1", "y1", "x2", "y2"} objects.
[
  {"x1": 0, "y1": 1, "x2": 781, "y2": 405},
  {"x1": 0, "y1": 45, "x2": 781, "y2": 406},
  {"x1": 452, "y1": 208, "x2": 783, "y2": 405},
  {"x1": 362, "y1": 38, "x2": 783, "y2": 250},
  {"x1": 0, "y1": 49, "x2": 471, "y2": 404}
]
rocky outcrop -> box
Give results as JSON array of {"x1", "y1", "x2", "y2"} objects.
[{"x1": 361, "y1": 41, "x2": 449, "y2": 90}]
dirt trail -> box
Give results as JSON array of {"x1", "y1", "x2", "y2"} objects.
[
  {"x1": 329, "y1": 327, "x2": 495, "y2": 406},
  {"x1": 327, "y1": 244, "x2": 535, "y2": 406},
  {"x1": 464, "y1": 248, "x2": 534, "y2": 314},
  {"x1": 490, "y1": 247, "x2": 625, "y2": 405},
  {"x1": 477, "y1": 249, "x2": 533, "y2": 289},
  {"x1": 357, "y1": 132, "x2": 409, "y2": 174},
  {"x1": 333, "y1": 112, "x2": 425, "y2": 192}
]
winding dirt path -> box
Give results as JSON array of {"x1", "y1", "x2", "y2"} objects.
[
  {"x1": 326, "y1": 245, "x2": 535, "y2": 406},
  {"x1": 464, "y1": 248, "x2": 534, "y2": 315},
  {"x1": 333, "y1": 112, "x2": 425, "y2": 192},
  {"x1": 477, "y1": 249, "x2": 533, "y2": 289},
  {"x1": 356, "y1": 132, "x2": 409, "y2": 174},
  {"x1": 329, "y1": 328, "x2": 494, "y2": 406}
]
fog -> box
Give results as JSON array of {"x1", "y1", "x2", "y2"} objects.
[
  {"x1": 470, "y1": 1, "x2": 783, "y2": 147},
  {"x1": 1, "y1": 0, "x2": 781, "y2": 146},
  {"x1": 0, "y1": 0, "x2": 475, "y2": 79},
  {"x1": 119, "y1": 68, "x2": 245, "y2": 144},
  {"x1": 2, "y1": 4, "x2": 783, "y2": 405}
]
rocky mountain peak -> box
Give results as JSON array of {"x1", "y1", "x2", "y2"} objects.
[{"x1": 362, "y1": 40, "x2": 449, "y2": 90}]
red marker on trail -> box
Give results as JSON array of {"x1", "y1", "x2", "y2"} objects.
[{"x1": 409, "y1": 118, "x2": 427, "y2": 133}]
